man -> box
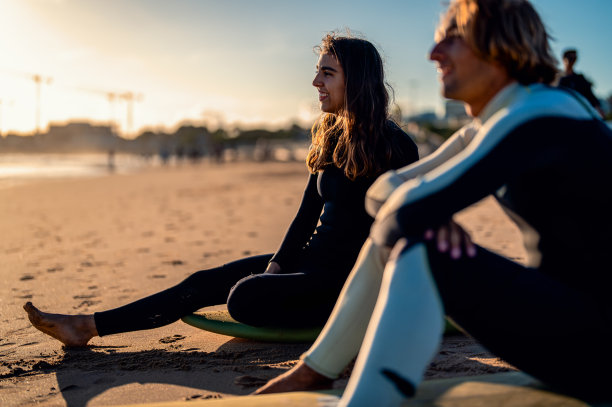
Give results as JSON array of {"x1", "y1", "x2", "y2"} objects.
[
  {"x1": 558, "y1": 48, "x2": 605, "y2": 118},
  {"x1": 256, "y1": 0, "x2": 612, "y2": 405}
]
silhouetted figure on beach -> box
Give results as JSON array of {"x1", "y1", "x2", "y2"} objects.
[
  {"x1": 107, "y1": 149, "x2": 116, "y2": 173},
  {"x1": 558, "y1": 48, "x2": 605, "y2": 118}
]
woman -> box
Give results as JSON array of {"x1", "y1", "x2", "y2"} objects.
[{"x1": 24, "y1": 33, "x2": 419, "y2": 347}]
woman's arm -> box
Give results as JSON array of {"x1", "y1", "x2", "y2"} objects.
[{"x1": 269, "y1": 173, "x2": 323, "y2": 270}]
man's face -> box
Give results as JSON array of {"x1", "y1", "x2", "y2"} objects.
[{"x1": 429, "y1": 33, "x2": 511, "y2": 116}]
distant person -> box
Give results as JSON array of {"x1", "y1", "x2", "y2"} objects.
[
  {"x1": 558, "y1": 48, "x2": 605, "y2": 117},
  {"x1": 24, "y1": 33, "x2": 419, "y2": 347},
  {"x1": 107, "y1": 149, "x2": 116, "y2": 173},
  {"x1": 174, "y1": 145, "x2": 185, "y2": 164},
  {"x1": 159, "y1": 145, "x2": 171, "y2": 165},
  {"x1": 256, "y1": 0, "x2": 612, "y2": 404}
]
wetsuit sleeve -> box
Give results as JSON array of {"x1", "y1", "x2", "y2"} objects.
[
  {"x1": 369, "y1": 119, "x2": 543, "y2": 247},
  {"x1": 269, "y1": 173, "x2": 323, "y2": 269},
  {"x1": 366, "y1": 124, "x2": 478, "y2": 216}
]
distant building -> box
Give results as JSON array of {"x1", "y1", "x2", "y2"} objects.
[
  {"x1": 40, "y1": 122, "x2": 118, "y2": 151},
  {"x1": 444, "y1": 100, "x2": 468, "y2": 119},
  {"x1": 406, "y1": 111, "x2": 438, "y2": 124}
]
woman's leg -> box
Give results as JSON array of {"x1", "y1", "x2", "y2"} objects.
[
  {"x1": 227, "y1": 261, "x2": 353, "y2": 328},
  {"x1": 24, "y1": 254, "x2": 272, "y2": 345},
  {"x1": 254, "y1": 239, "x2": 391, "y2": 394}
]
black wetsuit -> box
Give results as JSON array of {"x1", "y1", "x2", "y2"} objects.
[
  {"x1": 559, "y1": 72, "x2": 601, "y2": 110},
  {"x1": 372, "y1": 84, "x2": 612, "y2": 398},
  {"x1": 94, "y1": 122, "x2": 418, "y2": 334}
]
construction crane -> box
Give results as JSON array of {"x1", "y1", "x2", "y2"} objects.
[
  {"x1": 70, "y1": 86, "x2": 120, "y2": 132},
  {"x1": 32, "y1": 74, "x2": 53, "y2": 134},
  {"x1": 0, "y1": 69, "x2": 53, "y2": 135},
  {"x1": 1, "y1": 68, "x2": 143, "y2": 137},
  {"x1": 69, "y1": 87, "x2": 142, "y2": 137},
  {"x1": 118, "y1": 91, "x2": 143, "y2": 137}
]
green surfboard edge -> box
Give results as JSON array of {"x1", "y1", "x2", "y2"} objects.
[
  {"x1": 181, "y1": 310, "x2": 322, "y2": 343},
  {"x1": 182, "y1": 308, "x2": 460, "y2": 342}
]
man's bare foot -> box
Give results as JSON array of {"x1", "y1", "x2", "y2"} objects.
[
  {"x1": 23, "y1": 302, "x2": 98, "y2": 347},
  {"x1": 253, "y1": 361, "x2": 334, "y2": 395}
]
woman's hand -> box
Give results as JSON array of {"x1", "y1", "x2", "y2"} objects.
[
  {"x1": 425, "y1": 220, "x2": 476, "y2": 259},
  {"x1": 265, "y1": 261, "x2": 282, "y2": 274}
]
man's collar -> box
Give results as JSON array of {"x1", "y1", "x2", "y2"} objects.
[{"x1": 475, "y1": 81, "x2": 520, "y2": 124}]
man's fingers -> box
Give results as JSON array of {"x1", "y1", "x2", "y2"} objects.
[
  {"x1": 436, "y1": 226, "x2": 449, "y2": 252},
  {"x1": 449, "y1": 222, "x2": 463, "y2": 259}
]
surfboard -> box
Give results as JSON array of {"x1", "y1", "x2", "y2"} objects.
[
  {"x1": 114, "y1": 371, "x2": 590, "y2": 406},
  {"x1": 182, "y1": 307, "x2": 461, "y2": 342},
  {"x1": 181, "y1": 308, "x2": 323, "y2": 343}
]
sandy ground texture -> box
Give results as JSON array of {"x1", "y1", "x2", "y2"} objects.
[{"x1": 0, "y1": 160, "x2": 524, "y2": 406}]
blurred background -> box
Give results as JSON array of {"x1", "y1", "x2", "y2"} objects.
[{"x1": 0, "y1": 0, "x2": 611, "y2": 178}]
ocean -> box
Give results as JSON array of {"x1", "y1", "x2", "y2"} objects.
[{"x1": 0, "y1": 153, "x2": 151, "y2": 189}]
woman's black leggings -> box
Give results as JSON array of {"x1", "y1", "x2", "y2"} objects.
[{"x1": 94, "y1": 254, "x2": 343, "y2": 336}]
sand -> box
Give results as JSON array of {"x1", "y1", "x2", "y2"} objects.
[{"x1": 0, "y1": 160, "x2": 522, "y2": 406}]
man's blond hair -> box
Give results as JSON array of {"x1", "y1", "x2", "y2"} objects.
[{"x1": 436, "y1": 0, "x2": 558, "y2": 84}]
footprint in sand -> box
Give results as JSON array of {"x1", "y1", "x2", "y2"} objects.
[
  {"x1": 234, "y1": 375, "x2": 268, "y2": 388},
  {"x1": 159, "y1": 334, "x2": 185, "y2": 344},
  {"x1": 74, "y1": 300, "x2": 101, "y2": 309},
  {"x1": 18, "y1": 342, "x2": 40, "y2": 347},
  {"x1": 162, "y1": 260, "x2": 184, "y2": 266},
  {"x1": 185, "y1": 394, "x2": 223, "y2": 400},
  {"x1": 73, "y1": 294, "x2": 96, "y2": 300}
]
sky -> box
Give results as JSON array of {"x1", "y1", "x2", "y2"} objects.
[{"x1": 0, "y1": 0, "x2": 611, "y2": 137}]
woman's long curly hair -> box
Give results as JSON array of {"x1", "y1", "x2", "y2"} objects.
[{"x1": 307, "y1": 33, "x2": 397, "y2": 180}]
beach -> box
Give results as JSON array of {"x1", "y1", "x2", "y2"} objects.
[{"x1": 0, "y1": 160, "x2": 522, "y2": 406}]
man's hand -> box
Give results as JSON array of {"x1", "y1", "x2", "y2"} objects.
[{"x1": 425, "y1": 220, "x2": 476, "y2": 259}]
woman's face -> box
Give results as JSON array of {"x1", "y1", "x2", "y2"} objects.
[{"x1": 312, "y1": 53, "x2": 346, "y2": 114}]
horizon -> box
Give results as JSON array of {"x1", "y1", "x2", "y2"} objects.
[{"x1": 1, "y1": 0, "x2": 611, "y2": 137}]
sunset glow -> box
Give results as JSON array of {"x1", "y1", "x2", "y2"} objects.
[{"x1": 1, "y1": 0, "x2": 610, "y2": 137}]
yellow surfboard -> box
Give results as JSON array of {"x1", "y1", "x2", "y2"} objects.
[{"x1": 114, "y1": 372, "x2": 591, "y2": 406}]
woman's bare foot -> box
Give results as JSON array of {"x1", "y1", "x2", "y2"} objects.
[
  {"x1": 23, "y1": 302, "x2": 98, "y2": 347},
  {"x1": 253, "y1": 361, "x2": 334, "y2": 395}
]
